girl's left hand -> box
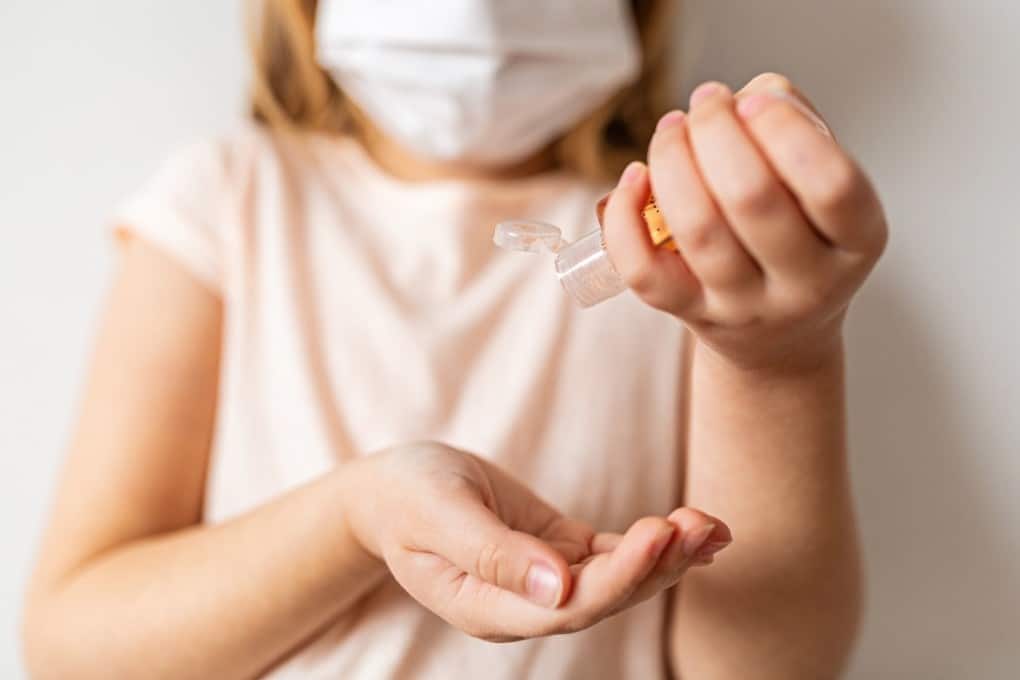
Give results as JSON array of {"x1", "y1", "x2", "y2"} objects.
[{"x1": 603, "y1": 73, "x2": 887, "y2": 374}]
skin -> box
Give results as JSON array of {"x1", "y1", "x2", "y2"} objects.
[
  {"x1": 603, "y1": 73, "x2": 885, "y2": 677},
  {"x1": 21, "y1": 70, "x2": 884, "y2": 679}
]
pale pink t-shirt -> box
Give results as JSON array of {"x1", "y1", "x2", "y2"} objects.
[{"x1": 115, "y1": 124, "x2": 686, "y2": 679}]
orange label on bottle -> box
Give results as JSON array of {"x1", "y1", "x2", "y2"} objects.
[
  {"x1": 642, "y1": 196, "x2": 676, "y2": 251},
  {"x1": 595, "y1": 192, "x2": 676, "y2": 252}
]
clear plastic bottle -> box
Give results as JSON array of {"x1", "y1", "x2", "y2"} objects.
[{"x1": 494, "y1": 194, "x2": 674, "y2": 308}]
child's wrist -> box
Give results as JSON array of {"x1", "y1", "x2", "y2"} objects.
[
  {"x1": 332, "y1": 459, "x2": 388, "y2": 572},
  {"x1": 694, "y1": 331, "x2": 845, "y2": 385}
]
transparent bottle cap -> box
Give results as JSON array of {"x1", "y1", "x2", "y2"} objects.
[
  {"x1": 492, "y1": 219, "x2": 567, "y2": 254},
  {"x1": 494, "y1": 221, "x2": 626, "y2": 308}
]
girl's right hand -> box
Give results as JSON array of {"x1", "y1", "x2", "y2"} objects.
[{"x1": 343, "y1": 442, "x2": 731, "y2": 642}]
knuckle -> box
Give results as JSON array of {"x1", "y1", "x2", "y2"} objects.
[
  {"x1": 725, "y1": 174, "x2": 779, "y2": 215},
  {"x1": 788, "y1": 287, "x2": 829, "y2": 320},
  {"x1": 707, "y1": 255, "x2": 759, "y2": 291},
  {"x1": 429, "y1": 467, "x2": 479, "y2": 499},
  {"x1": 813, "y1": 158, "x2": 862, "y2": 211},
  {"x1": 677, "y1": 209, "x2": 721, "y2": 253},
  {"x1": 623, "y1": 260, "x2": 696, "y2": 317},
  {"x1": 622, "y1": 262, "x2": 658, "y2": 296},
  {"x1": 776, "y1": 278, "x2": 833, "y2": 320},
  {"x1": 474, "y1": 540, "x2": 505, "y2": 587}
]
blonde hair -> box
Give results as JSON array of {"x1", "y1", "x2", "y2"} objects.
[{"x1": 247, "y1": 0, "x2": 674, "y2": 181}]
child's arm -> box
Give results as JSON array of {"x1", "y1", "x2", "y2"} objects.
[
  {"x1": 601, "y1": 72, "x2": 886, "y2": 678},
  {"x1": 671, "y1": 333, "x2": 861, "y2": 678},
  {"x1": 23, "y1": 239, "x2": 727, "y2": 679},
  {"x1": 21, "y1": 240, "x2": 388, "y2": 679}
]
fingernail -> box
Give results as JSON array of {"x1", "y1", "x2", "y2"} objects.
[
  {"x1": 696, "y1": 539, "x2": 732, "y2": 559},
  {"x1": 741, "y1": 89, "x2": 832, "y2": 137},
  {"x1": 619, "y1": 161, "x2": 645, "y2": 187},
  {"x1": 525, "y1": 563, "x2": 562, "y2": 608},
  {"x1": 682, "y1": 523, "x2": 716, "y2": 558},
  {"x1": 736, "y1": 92, "x2": 771, "y2": 119},
  {"x1": 656, "y1": 110, "x2": 686, "y2": 132},
  {"x1": 689, "y1": 82, "x2": 723, "y2": 108},
  {"x1": 770, "y1": 89, "x2": 833, "y2": 137}
]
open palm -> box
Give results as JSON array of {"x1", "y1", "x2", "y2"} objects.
[{"x1": 349, "y1": 443, "x2": 731, "y2": 641}]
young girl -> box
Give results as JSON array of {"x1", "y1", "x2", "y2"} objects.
[{"x1": 23, "y1": 1, "x2": 886, "y2": 678}]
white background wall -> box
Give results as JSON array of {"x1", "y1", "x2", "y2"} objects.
[{"x1": 1, "y1": 1, "x2": 1017, "y2": 677}]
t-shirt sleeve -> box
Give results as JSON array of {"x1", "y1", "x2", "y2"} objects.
[{"x1": 111, "y1": 139, "x2": 230, "y2": 293}]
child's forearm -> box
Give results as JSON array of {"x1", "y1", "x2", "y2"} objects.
[
  {"x1": 22, "y1": 461, "x2": 386, "y2": 680},
  {"x1": 670, "y1": 338, "x2": 862, "y2": 679}
]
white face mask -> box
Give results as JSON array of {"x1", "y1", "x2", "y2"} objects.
[{"x1": 315, "y1": 0, "x2": 641, "y2": 167}]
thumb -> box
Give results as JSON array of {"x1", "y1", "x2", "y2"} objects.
[{"x1": 434, "y1": 501, "x2": 572, "y2": 609}]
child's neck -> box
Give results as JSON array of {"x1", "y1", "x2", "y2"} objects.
[{"x1": 352, "y1": 111, "x2": 557, "y2": 183}]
